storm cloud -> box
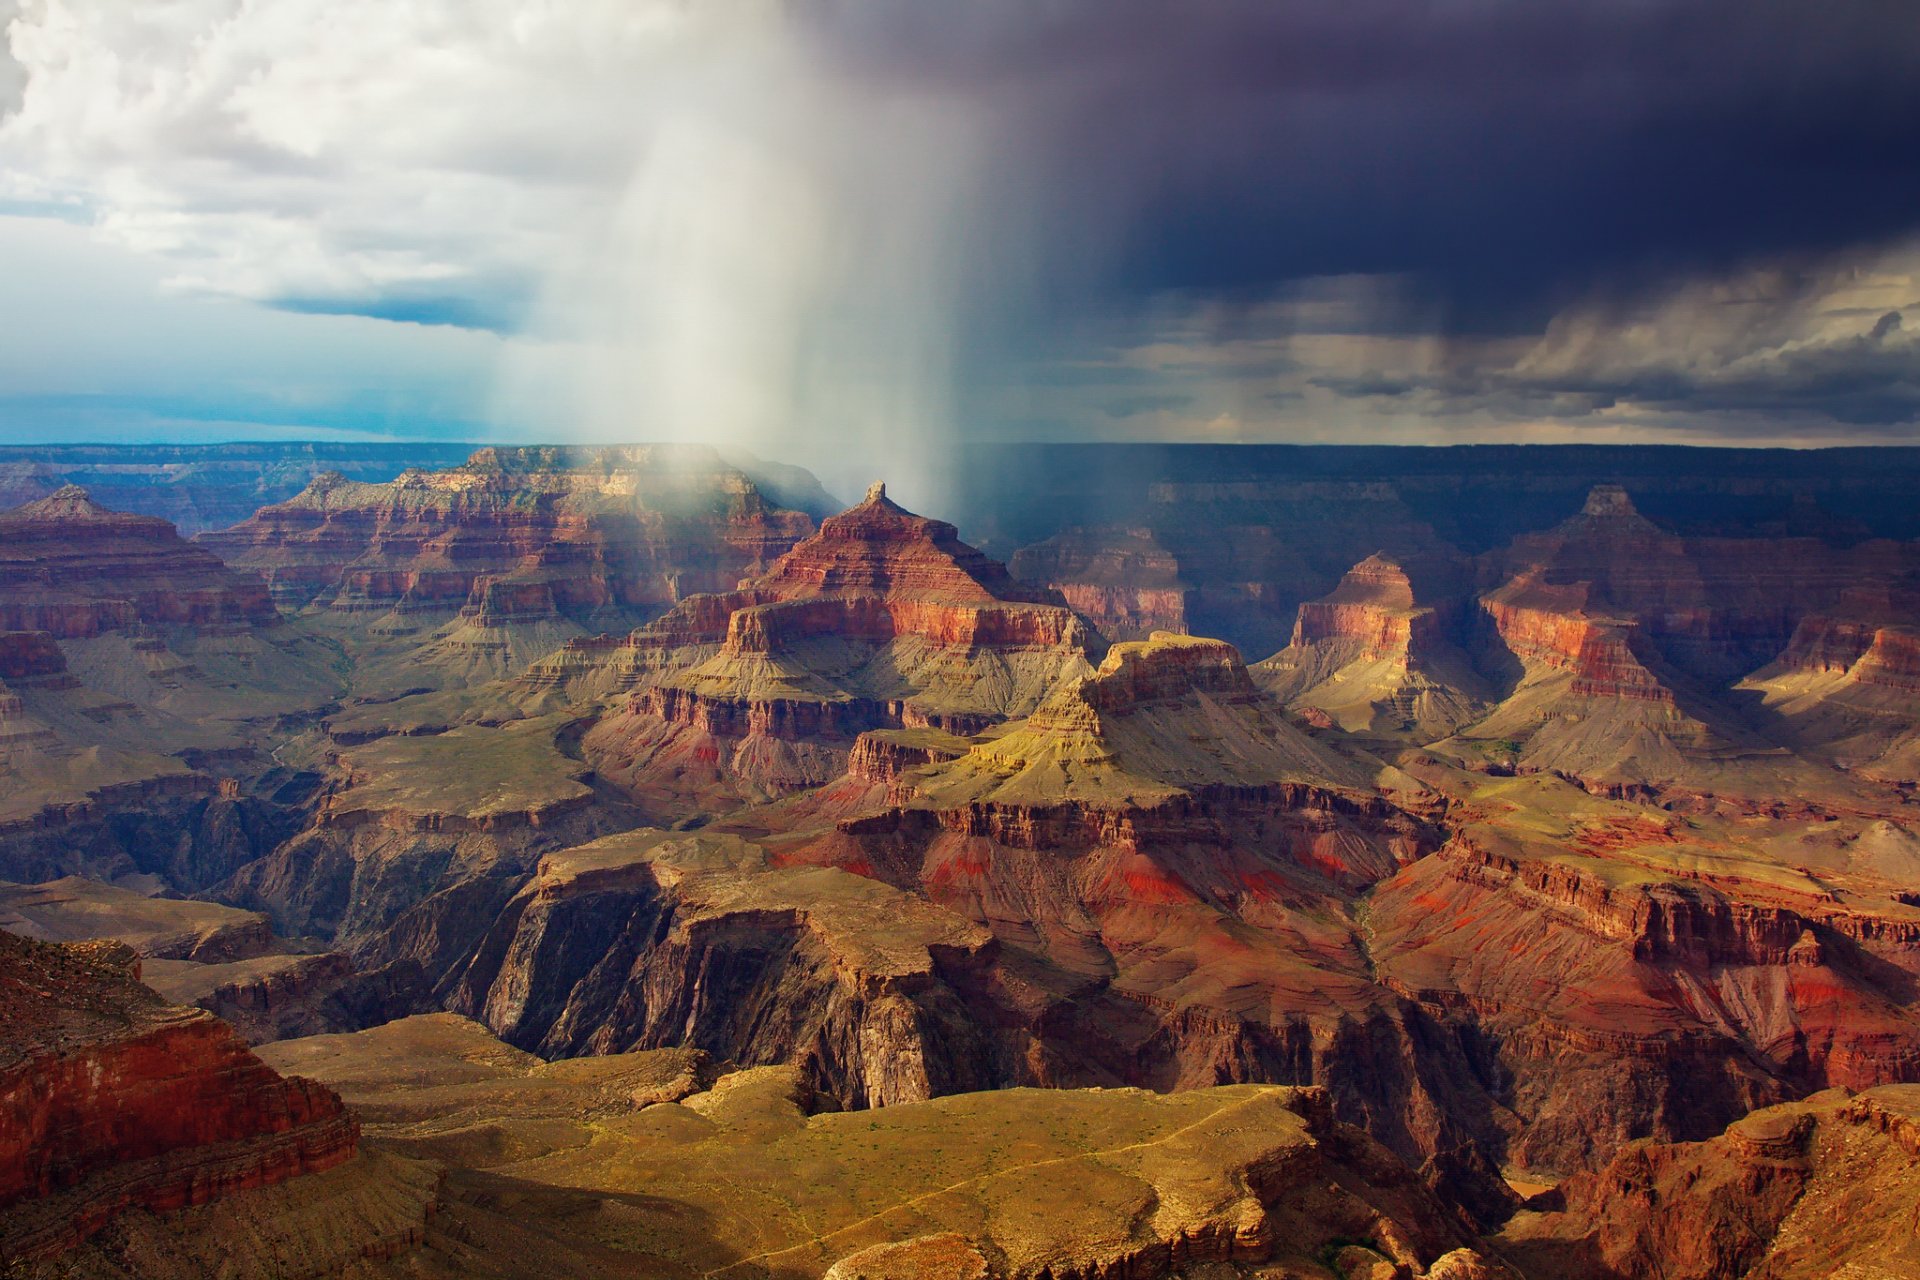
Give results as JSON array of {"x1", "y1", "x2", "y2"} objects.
[{"x1": 1, "y1": 0, "x2": 1917, "y2": 467}]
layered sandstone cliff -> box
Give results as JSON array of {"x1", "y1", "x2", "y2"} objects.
[
  {"x1": 199, "y1": 445, "x2": 816, "y2": 619},
  {"x1": 450, "y1": 828, "x2": 996, "y2": 1107},
  {"x1": 1367, "y1": 785, "x2": 1920, "y2": 1178},
  {"x1": 0, "y1": 487, "x2": 278, "y2": 638},
  {"x1": 1256, "y1": 554, "x2": 1487, "y2": 736},
  {"x1": 581, "y1": 483, "x2": 1096, "y2": 814},
  {"x1": 0, "y1": 930, "x2": 357, "y2": 1261}
]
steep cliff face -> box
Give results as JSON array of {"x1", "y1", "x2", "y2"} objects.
[
  {"x1": 0, "y1": 487, "x2": 279, "y2": 638},
  {"x1": 0, "y1": 931, "x2": 356, "y2": 1260},
  {"x1": 1368, "y1": 811, "x2": 1920, "y2": 1178},
  {"x1": 1460, "y1": 526, "x2": 1812, "y2": 798},
  {"x1": 219, "y1": 716, "x2": 632, "y2": 988},
  {"x1": 581, "y1": 484, "x2": 1097, "y2": 815},
  {"x1": 143, "y1": 951, "x2": 431, "y2": 1045},
  {"x1": 686, "y1": 637, "x2": 1523, "y2": 1211},
  {"x1": 1501, "y1": 1085, "x2": 1920, "y2": 1279},
  {"x1": 450, "y1": 829, "x2": 997, "y2": 1108},
  {"x1": 247, "y1": 1014, "x2": 1512, "y2": 1280},
  {"x1": 1256, "y1": 554, "x2": 1487, "y2": 737}
]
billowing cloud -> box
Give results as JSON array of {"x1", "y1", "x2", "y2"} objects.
[{"x1": 1, "y1": 0, "x2": 1919, "y2": 477}]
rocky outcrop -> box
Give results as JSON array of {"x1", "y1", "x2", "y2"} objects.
[
  {"x1": 1501, "y1": 1085, "x2": 1920, "y2": 1279},
  {"x1": 581, "y1": 484, "x2": 1096, "y2": 814},
  {"x1": 143, "y1": 951, "x2": 432, "y2": 1045},
  {"x1": 0, "y1": 632, "x2": 70, "y2": 683},
  {"x1": 0, "y1": 775, "x2": 313, "y2": 891},
  {"x1": 1481, "y1": 573, "x2": 1673, "y2": 706},
  {"x1": 198, "y1": 444, "x2": 817, "y2": 620},
  {"x1": 0, "y1": 441, "x2": 482, "y2": 534},
  {"x1": 0, "y1": 876, "x2": 276, "y2": 962},
  {"x1": 451, "y1": 829, "x2": 997, "y2": 1108},
  {"x1": 263, "y1": 1015, "x2": 1511, "y2": 1280},
  {"x1": 0, "y1": 488, "x2": 278, "y2": 639},
  {"x1": 0, "y1": 931, "x2": 356, "y2": 1260},
  {"x1": 1256, "y1": 554, "x2": 1486, "y2": 736}
]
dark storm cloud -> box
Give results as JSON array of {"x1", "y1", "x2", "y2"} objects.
[{"x1": 804, "y1": 0, "x2": 1920, "y2": 334}]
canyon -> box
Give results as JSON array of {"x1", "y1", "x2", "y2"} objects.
[{"x1": 3, "y1": 443, "x2": 1919, "y2": 1277}]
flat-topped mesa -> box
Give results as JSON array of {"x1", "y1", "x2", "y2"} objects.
[
  {"x1": 1581, "y1": 482, "x2": 1640, "y2": 519},
  {"x1": 1071, "y1": 632, "x2": 1255, "y2": 714},
  {"x1": 197, "y1": 443, "x2": 818, "y2": 618},
  {"x1": 0, "y1": 931, "x2": 357, "y2": 1260},
  {"x1": 0, "y1": 487, "x2": 278, "y2": 638}
]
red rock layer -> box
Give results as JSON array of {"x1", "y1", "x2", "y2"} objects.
[
  {"x1": 582, "y1": 485, "x2": 1091, "y2": 810},
  {"x1": 1850, "y1": 626, "x2": 1920, "y2": 692},
  {"x1": 1482, "y1": 574, "x2": 1674, "y2": 704},
  {"x1": 1008, "y1": 526, "x2": 1189, "y2": 641},
  {"x1": 0, "y1": 631, "x2": 69, "y2": 682},
  {"x1": 1778, "y1": 615, "x2": 1883, "y2": 673},
  {"x1": 0, "y1": 932, "x2": 356, "y2": 1259},
  {"x1": 1369, "y1": 834, "x2": 1920, "y2": 1173},
  {"x1": 1489, "y1": 483, "x2": 1920, "y2": 683},
  {"x1": 1290, "y1": 553, "x2": 1445, "y2": 660},
  {"x1": 0, "y1": 488, "x2": 278, "y2": 638},
  {"x1": 1503, "y1": 1086, "x2": 1920, "y2": 1279},
  {"x1": 197, "y1": 445, "x2": 816, "y2": 618}
]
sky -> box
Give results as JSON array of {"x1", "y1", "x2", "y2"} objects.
[{"x1": 2, "y1": 0, "x2": 1918, "y2": 494}]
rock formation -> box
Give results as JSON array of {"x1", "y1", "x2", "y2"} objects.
[
  {"x1": 249, "y1": 1012, "x2": 1511, "y2": 1280},
  {"x1": 0, "y1": 486, "x2": 278, "y2": 638},
  {"x1": 581, "y1": 483, "x2": 1096, "y2": 814},
  {"x1": 0, "y1": 489, "x2": 341, "y2": 867},
  {"x1": 0, "y1": 930, "x2": 357, "y2": 1261},
  {"x1": 1256, "y1": 553, "x2": 1487, "y2": 736},
  {"x1": 1008, "y1": 525, "x2": 1189, "y2": 640},
  {"x1": 199, "y1": 445, "x2": 815, "y2": 614},
  {"x1": 449, "y1": 828, "x2": 995, "y2": 1107},
  {"x1": 1366, "y1": 763, "x2": 1920, "y2": 1179},
  {"x1": 1501, "y1": 1084, "x2": 1920, "y2": 1278}
]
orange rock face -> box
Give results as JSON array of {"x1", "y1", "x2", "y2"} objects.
[
  {"x1": 1502, "y1": 1085, "x2": 1920, "y2": 1279},
  {"x1": 1481, "y1": 574, "x2": 1674, "y2": 705},
  {"x1": 0, "y1": 487, "x2": 278, "y2": 638},
  {"x1": 1290, "y1": 553, "x2": 1440, "y2": 657},
  {"x1": 0, "y1": 932, "x2": 357, "y2": 1259},
  {"x1": 197, "y1": 445, "x2": 817, "y2": 621}
]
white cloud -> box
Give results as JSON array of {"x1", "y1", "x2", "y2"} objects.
[{"x1": 0, "y1": 0, "x2": 708, "y2": 316}]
